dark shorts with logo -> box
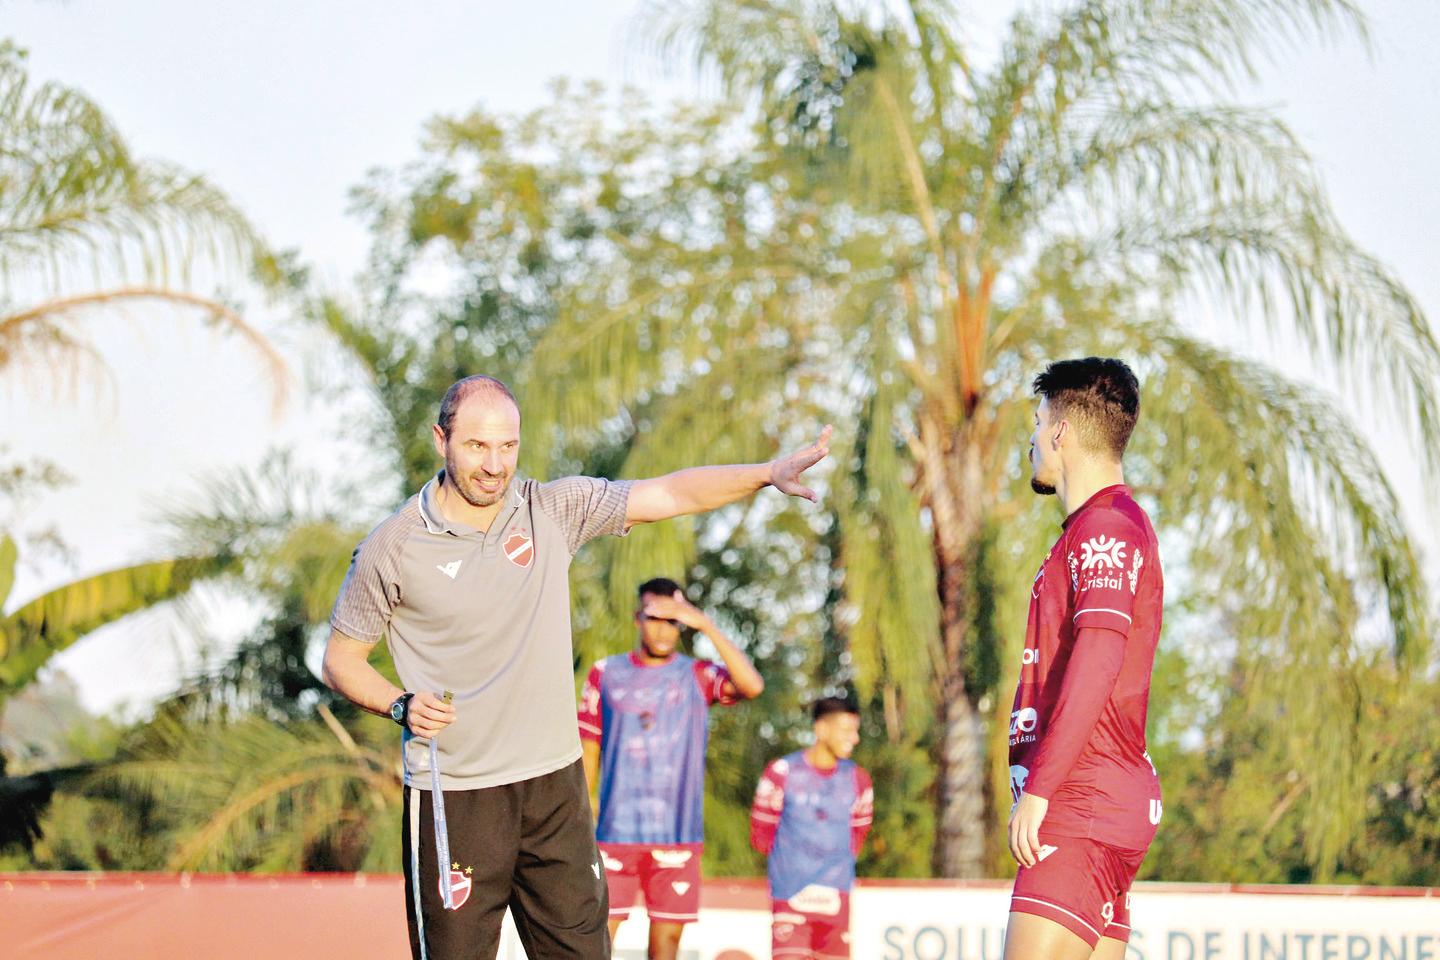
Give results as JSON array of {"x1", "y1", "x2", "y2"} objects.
[{"x1": 402, "y1": 759, "x2": 610, "y2": 959}]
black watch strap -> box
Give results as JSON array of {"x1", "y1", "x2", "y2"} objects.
[{"x1": 390, "y1": 692, "x2": 415, "y2": 727}]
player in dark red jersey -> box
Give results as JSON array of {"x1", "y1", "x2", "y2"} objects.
[{"x1": 1003, "y1": 357, "x2": 1164, "y2": 960}]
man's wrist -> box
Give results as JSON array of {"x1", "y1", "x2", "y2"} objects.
[{"x1": 388, "y1": 691, "x2": 414, "y2": 727}]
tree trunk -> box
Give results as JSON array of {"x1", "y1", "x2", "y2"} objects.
[{"x1": 923, "y1": 418, "x2": 991, "y2": 877}]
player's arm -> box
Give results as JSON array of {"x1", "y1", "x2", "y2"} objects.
[
  {"x1": 1009, "y1": 625, "x2": 1126, "y2": 867},
  {"x1": 642, "y1": 591, "x2": 764, "y2": 700},
  {"x1": 625, "y1": 427, "x2": 832, "y2": 526},
  {"x1": 850, "y1": 768, "x2": 875, "y2": 856},
  {"x1": 321, "y1": 630, "x2": 453, "y2": 737},
  {"x1": 750, "y1": 762, "x2": 787, "y2": 854},
  {"x1": 1010, "y1": 511, "x2": 1146, "y2": 867},
  {"x1": 577, "y1": 664, "x2": 606, "y2": 818}
]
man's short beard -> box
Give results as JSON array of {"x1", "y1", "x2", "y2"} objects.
[
  {"x1": 445, "y1": 453, "x2": 508, "y2": 508},
  {"x1": 1030, "y1": 477, "x2": 1057, "y2": 496}
]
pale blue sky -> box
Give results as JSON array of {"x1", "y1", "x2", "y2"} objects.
[{"x1": 4, "y1": 0, "x2": 1438, "y2": 714}]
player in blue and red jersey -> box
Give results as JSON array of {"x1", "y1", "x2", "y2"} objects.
[
  {"x1": 751, "y1": 697, "x2": 874, "y2": 960},
  {"x1": 578, "y1": 577, "x2": 764, "y2": 960},
  {"x1": 1004, "y1": 357, "x2": 1164, "y2": 960}
]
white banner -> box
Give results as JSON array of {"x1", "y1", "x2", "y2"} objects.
[{"x1": 499, "y1": 883, "x2": 1440, "y2": 960}]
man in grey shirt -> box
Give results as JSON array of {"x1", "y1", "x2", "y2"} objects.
[{"x1": 323, "y1": 374, "x2": 830, "y2": 960}]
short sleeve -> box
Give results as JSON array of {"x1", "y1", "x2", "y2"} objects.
[
  {"x1": 1066, "y1": 508, "x2": 1146, "y2": 638},
  {"x1": 694, "y1": 660, "x2": 740, "y2": 707},
  {"x1": 328, "y1": 529, "x2": 405, "y2": 643},
  {"x1": 533, "y1": 477, "x2": 634, "y2": 554},
  {"x1": 578, "y1": 662, "x2": 605, "y2": 742}
]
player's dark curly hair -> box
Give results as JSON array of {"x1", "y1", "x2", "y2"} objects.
[
  {"x1": 638, "y1": 577, "x2": 683, "y2": 600},
  {"x1": 1033, "y1": 357, "x2": 1140, "y2": 459},
  {"x1": 812, "y1": 696, "x2": 860, "y2": 722}
]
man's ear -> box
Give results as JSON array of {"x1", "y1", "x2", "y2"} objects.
[{"x1": 1052, "y1": 418, "x2": 1070, "y2": 449}]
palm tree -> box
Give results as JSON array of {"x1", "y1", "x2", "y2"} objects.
[
  {"x1": 0, "y1": 41, "x2": 286, "y2": 408},
  {"x1": 494, "y1": 0, "x2": 1440, "y2": 877}
]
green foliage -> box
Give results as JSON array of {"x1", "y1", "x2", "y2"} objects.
[
  {"x1": 0, "y1": 556, "x2": 216, "y2": 695},
  {"x1": 12, "y1": 0, "x2": 1440, "y2": 884},
  {"x1": 0, "y1": 41, "x2": 286, "y2": 405}
]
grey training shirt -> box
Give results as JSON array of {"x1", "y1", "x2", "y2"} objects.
[{"x1": 330, "y1": 471, "x2": 632, "y2": 790}]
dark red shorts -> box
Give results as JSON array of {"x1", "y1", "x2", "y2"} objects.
[
  {"x1": 1009, "y1": 833, "x2": 1147, "y2": 948},
  {"x1": 771, "y1": 889, "x2": 851, "y2": 960},
  {"x1": 599, "y1": 843, "x2": 702, "y2": 924}
]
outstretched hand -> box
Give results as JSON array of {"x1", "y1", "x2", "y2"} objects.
[{"x1": 769, "y1": 425, "x2": 833, "y2": 502}]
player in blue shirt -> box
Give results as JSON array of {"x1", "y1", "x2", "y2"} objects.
[
  {"x1": 579, "y1": 577, "x2": 765, "y2": 960},
  {"x1": 751, "y1": 697, "x2": 874, "y2": 960}
]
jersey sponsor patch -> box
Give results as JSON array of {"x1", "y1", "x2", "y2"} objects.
[
  {"x1": 1080, "y1": 535, "x2": 1127, "y2": 570},
  {"x1": 1009, "y1": 764, "x2": 1029, "y2": 804},
  {"x1": 672, "y1": 881, "x2": 691, "y2": 896}
]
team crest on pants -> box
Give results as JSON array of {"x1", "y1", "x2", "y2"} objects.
[
  {"x1": 504, "y1": 532, "x2": 534, "y2": 568},
  {"x1": 440, "y1": 863, "x2": 472, "y2": 910}
]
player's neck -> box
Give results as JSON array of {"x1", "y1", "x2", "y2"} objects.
[
  {"x1": 805, "y1": 745, "x2": 839, "y2": 771},
  {"x1": 437, "y1": 477, "x2": 505, "y2": 532},
  {"x1": 633, "y1": 646, "x2": 674, "y2": 666},
  {"x1": 1058, "y1": 460, "x2": 1125, "y2": 517}
]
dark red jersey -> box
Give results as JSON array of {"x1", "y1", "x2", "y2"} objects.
[{"x1": 1009, "y1": 484, "x2": 1163, "y2": 850}]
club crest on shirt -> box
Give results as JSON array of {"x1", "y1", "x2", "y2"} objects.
[{"x1": 503, "y1": 531, "x2": 534, "y2": 568}]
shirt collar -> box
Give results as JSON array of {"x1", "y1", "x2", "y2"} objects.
[
  {"x1": 1061, "y1": 483, "x2": 1130, "y2": 529},
  {"x1": 418, "y1": 470, "x2": 529, "y2": 536}
]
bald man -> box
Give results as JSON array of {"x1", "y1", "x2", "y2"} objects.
[{"x1": 323, "y1": 374, "x2": 831, "y2": 960}]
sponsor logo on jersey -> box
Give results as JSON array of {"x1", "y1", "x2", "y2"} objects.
[
  {"x1": 1102, "y1": 900, "x2": 1115, "y2": 923},
  {"x1": 1021, "y1": 648, "x2": 1040, "y2": 666},
  {"x1": 436, "y1": 560, "x2": 462, "y2": 579},
  {"x1": 1009, "y1": 764, "x2": 1029, "y2": 804},
  {"x1": 1081, "y1": 535, "x2": 1127, "y2": 570},
  {"x1": 1009, "y1": 707, "x2": 1039, "y2": 738},
  {"x1": 671, "y1": 881, "x2": 691, "y2": 896},
  {"x1": 1149, "y1": 799, "x2": 1164, "y2": 825}
]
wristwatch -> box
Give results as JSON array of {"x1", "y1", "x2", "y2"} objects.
[{"x1": 389, "y1": 692, "x2": 415, "y2": 728}]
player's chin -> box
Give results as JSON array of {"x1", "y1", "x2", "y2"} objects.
[{"x1": 1029, "y1": 475, "x2": 1057, "y2": 496}]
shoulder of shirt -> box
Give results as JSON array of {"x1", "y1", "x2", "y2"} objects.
[
  {"x1": 1068, "y1": 497, "x2": 1148, "y2": 538},
  {"x1": 527, "y1": 475, "x2": 602, "y2": 521},
  {"x1": 355, "y1": 495, "x2": 423, "y2": 558}
]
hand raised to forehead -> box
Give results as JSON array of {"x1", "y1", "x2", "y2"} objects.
[
  {"x1": 769, "y1": 425, "x2": 833, "y2": 503},
  {"x1": 642, "y1": 591, "x2": 707, "y2": 629}
]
